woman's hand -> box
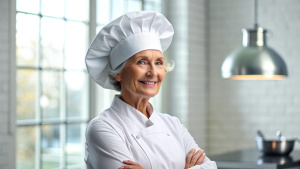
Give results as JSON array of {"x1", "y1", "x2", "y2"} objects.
[
  {"x1": 119, "y1": 160, "x2": 144, "y2": 169},
  {"x1": 185, "y1": 148, "x2": 206, "y2": 169}
]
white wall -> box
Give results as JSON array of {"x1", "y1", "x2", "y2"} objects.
[
  {"x1": 0, "y1": 0, "x2": 16, "y2": 168},
  {"x1": 207, "y1": 0, "x2": 300, "y2": 155},
  {"x1": 163, "y1": 0, "x2": 300, "y2": 156},
  {"x1": 162, "y1": 0, "x2": 208, "y2": 148},
  {"x1": 187, "y1": 0, "x2": 208, "y2": 149},
  {"x1": 162, "y1": 0, "x2": 189, "y2": 124}
]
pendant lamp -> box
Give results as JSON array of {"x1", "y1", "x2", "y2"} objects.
[{"x1": 221, "y1": 0, "x2": 288, "y2": 80}]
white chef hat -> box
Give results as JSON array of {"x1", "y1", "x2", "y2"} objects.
[{"x1": 85, "y1": 11, "x2": 174, "y2": 89}]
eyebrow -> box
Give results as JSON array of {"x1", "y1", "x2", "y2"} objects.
[{"x1": 135, "y1": 56, "x2": 165, "y2": 60}]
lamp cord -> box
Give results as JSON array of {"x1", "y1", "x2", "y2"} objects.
[{"x1": 254, "y1": 0, "x2": 259, "y2": 28}]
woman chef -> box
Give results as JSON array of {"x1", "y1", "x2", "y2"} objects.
[{"x1": 84, "y1": 11, "x2": 217, "y2": 169}]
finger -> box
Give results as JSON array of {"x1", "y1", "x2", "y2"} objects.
[
  {"x1": 123, "y1": 160, "x2": 141, "y2": 165},
  {"x1": 120, "y1": 166, "x2": 139, "y2": 169},
  {"x1": 195, "y1": 152, "x2": 206, "y2": 165},
  {"x1": 120, "y1": 164, "x2": 142, "y2": 169},
  {"x1": 185, "y1": 149, "x2": 196, "y2": 168},
  {"x1": 122, "y1": 160, "x2": 143, "y2": 168},
  {"x1": 190, "y1": 149, "x2": 204, "y2": 165}
]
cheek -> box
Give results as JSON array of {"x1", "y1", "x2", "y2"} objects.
[
  {"x1": 158, "y1": 69, "x2": 166, "y2": 81},
  {"x1": 119, "y1": 70, "x2": 132, "y2": 87},
  {"x1": 124, "y1": 69, "x2": 142, "y2": 86}
]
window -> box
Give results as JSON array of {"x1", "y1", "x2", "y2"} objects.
[
  {"x1": 16, "y1": 0, "x2": 162, "y2": 169},
  {"x1": 16, "y1": 0, "x2": 89, "y2": 168}
]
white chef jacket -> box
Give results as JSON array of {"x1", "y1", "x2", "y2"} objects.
[{"x1": 85, "y1": 95, "x2": 217, "y2": 169}]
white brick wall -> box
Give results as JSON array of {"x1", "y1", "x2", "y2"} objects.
[
  {"x1": 163, "y1": 0, "x2": 300, "y2": 156},
  {"x1": 0, "y1": 0, "x2": 16, "y2": 168},
  {"x1": 207, "y1": 0, "x2": 300, "y2": 155},
  {"x1": 162, "y1": 0, "x2": 189, "y2": 123},
  {"x1": 187, "y1": 0, "x2": 208, "y2": 149},
  {"x1": 163, "y1": 0, "x2": 208, "y2": 149}
]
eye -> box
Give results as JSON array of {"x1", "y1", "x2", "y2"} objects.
[
  {"x1": 137, "y1": 60, "x2": 147, "y2": 65},
  {"x1": 155, "y1": 60, "x2": 164, "y2": 65}
]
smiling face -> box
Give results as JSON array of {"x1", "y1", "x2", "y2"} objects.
[{"x1": 115, "y1": 49, "x2": 165, "y2": 100}]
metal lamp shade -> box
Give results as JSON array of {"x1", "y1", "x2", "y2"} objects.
[{"x1": 221, "y1": 27, "x2": 288, "y2": 80}]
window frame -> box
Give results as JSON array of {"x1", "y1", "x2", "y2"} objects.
[
  {"x1": 16, "y1": 0, "x2": 92, "y2": 168},
  {"x1": 16, "y1": 0, "x2": 163, "y2": 168}
]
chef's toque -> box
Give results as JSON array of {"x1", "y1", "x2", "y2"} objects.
[{"x1": 85, "y1": 11, "x2": 174, "y2": 90}]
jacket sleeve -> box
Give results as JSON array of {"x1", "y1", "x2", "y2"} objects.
[
  {"x1": 175, "y1": 118, "x2": 218, "y2": 169},
  {"x1": 188, "y1": 160, "x2": 217, "y2": 169},
  {"x1": 85, "y1": 119, "x2": 134, "y2": 169}
]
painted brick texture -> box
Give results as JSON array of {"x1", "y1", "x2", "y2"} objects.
[
  {"x1": 162, "y1": 0, "x2": 189, "y2": 124},
  {"x1": 207, "y1": 0, "x2": 300, "y2": 155},
  {"x1": 0, "y1": 0, "x2": 16, "y2": 168},
  {"x1": 163, "y1": 0, "x2": 209, "y2": 150},
  {"x1": 187, "y1": 0, "x2": 208, "y2": 149}
]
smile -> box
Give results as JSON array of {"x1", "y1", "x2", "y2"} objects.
[{"x1": 139, "y1": 81, "x2": 157, "y2": 85}]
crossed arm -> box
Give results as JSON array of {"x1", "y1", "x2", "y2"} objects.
[
  {"x1": 120, "y1": 148, "x2": 208, "y2": 169},
  {"x1": 119, "y1": 117, "x2": 217, "y2": 169},
  {"x1": 85, "y1": 118, "x2": 217, "y2": 169}
]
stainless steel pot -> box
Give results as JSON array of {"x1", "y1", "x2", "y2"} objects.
[
  {"x1": 256, "y1": 138, "x2": 296, "y2": 155},
  {"x1": 256, "y1": 130, "x2": 299, "y2": 155}
]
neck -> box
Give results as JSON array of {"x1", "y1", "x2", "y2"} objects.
[{"x1": 120, "y1": 94, "x2": 151, "y2": 118}]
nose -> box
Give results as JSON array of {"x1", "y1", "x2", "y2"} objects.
[{"x1": 146, "y1": 63, "x2": 157, "y2": 77}]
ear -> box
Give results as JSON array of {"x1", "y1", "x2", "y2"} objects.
[{"x1": 115, "y1": 74, "x2": 121, "y2": 82}]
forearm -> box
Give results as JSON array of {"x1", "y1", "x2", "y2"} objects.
[{"x1": 188, "y1": 160, "x2": 217, "y2": 169}]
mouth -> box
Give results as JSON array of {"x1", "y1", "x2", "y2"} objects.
[{"x1": 139, "y1": 81, "x2": 157, "y2": 85}]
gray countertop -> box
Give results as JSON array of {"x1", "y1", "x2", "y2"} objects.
[{"x1": 210, "y1": 149, "x2": 300, "y2": 169}]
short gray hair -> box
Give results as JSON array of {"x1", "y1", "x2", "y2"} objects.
[{"x1": 108, "y1": 59, "x2": 175, "y2": 91}]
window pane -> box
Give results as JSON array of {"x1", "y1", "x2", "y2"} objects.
[
  {"x1": 41, "y1": 17, "x2": 64, "y2": 68},
  {"x1": 144, "y1": 0, "x2": 162, "y2": 11},
  {"x1": 111, "y1": 0, "x2": 125, "y2": 19},
  {"x1": 97, "y1": 0, "x2": 111, "y2": 24},
  {"x1": 41, "y1": 71, "x2": 61, "y2": 119},
  {"x1": 66, "y1": 0, "x2": 89, "y2": 21},
  {"x1": 42, "y1": 125, "x2": 61, "y2": 169},
  {"x1": 17, "y1": 69, "x2": 38, "y2": 120},
  {"x1": 65, "y1": 21, "x2": 87, "y2": 70},
  {"x1": 126, "y1": 0, "x2": 142, "y2": 12},
  {"x1": 17, "y1": 126, "x2": 37, "y2": 169},
  {"x1": 65, "y1": 72, "x2": 88, "y2": 119},
  {"x1": 66, "y1": 124, "x2": 85, "y2": 167},
  {"x1": 16, "y1": 13, "x2": 39, "y2": 67},
  {"x1": 17, "y1": 0, "x2": 40, "y2": 14},
  {"x1": 41, "y1": 0, "x2": 64, "y2": 18}
]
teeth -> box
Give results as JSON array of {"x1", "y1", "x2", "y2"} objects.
[{"x1": 143, "y1": 81, "x2": 155, "y2": 84}]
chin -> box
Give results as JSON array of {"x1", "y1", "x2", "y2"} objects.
[{"x1": 140, "y1": 91, "x2": 159, "y2": 98}]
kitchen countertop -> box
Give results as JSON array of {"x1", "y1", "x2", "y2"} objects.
[{"x1": 210, "y1": 149, "x2": 300, "y2": 169}]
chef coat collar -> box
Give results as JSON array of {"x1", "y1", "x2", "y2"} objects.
[{"x1": 111, "y1": 95, "x2": 157, "y2": 128}]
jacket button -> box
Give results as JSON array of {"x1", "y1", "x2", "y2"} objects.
[{"x1": 136, "y1": 135, "x2": 140, "y2": 139}]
